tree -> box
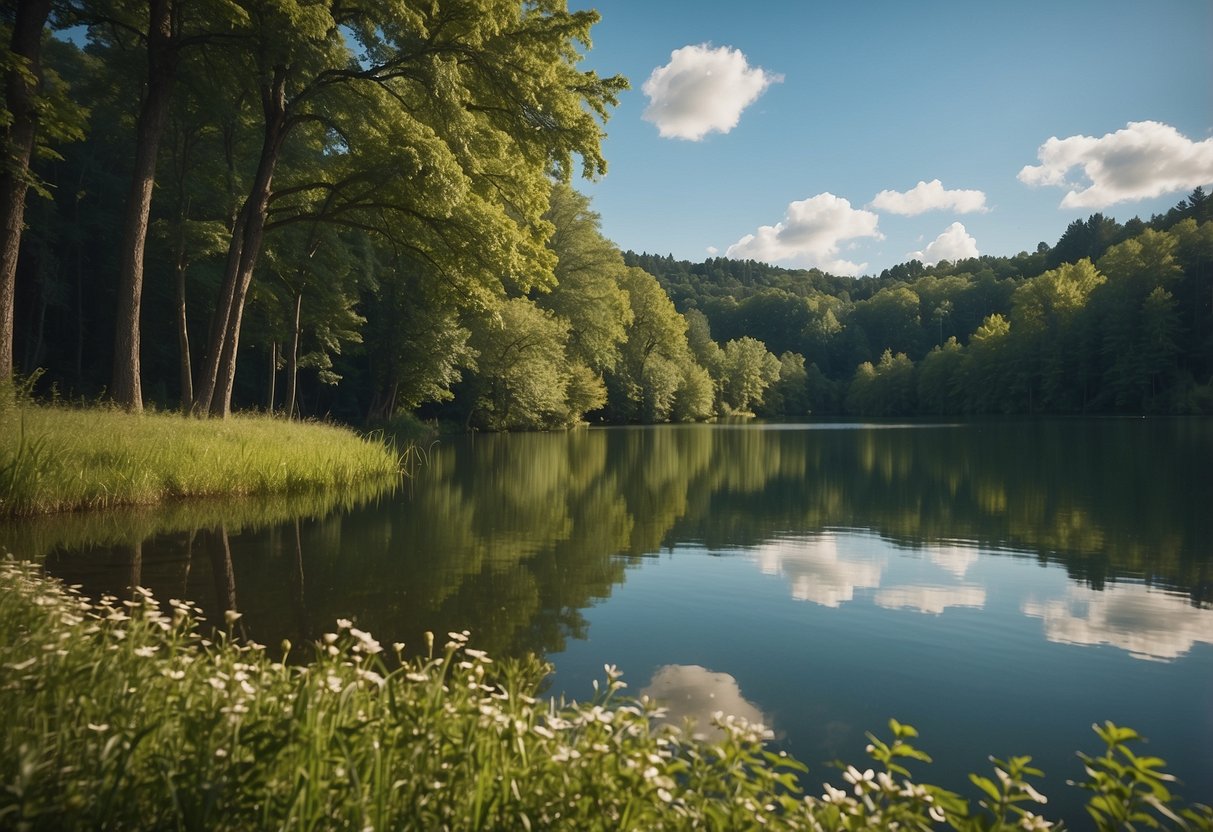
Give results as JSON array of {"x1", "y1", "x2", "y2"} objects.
[
  {"x1": 464, "y1": 297, "x2": 575, "y2": 431},
  {"x1": 1, "y1": 0, "x2": 53, "y2": 381},
  {"x1": 535, "y1": 184, "x2": 631, "y2": 374},
  {"x1": 961, "y1": 313, "x2": 1013, "y2": 413},
  {"x1": 607, "y1": 267, "x2": 700, "y2": 422},
  {"x1": 917, "y1": 338, "x2": 963, "y2": 414},
  {"x1": 849, "y1": 285, "x2": 922, "y2": 360},
  {"x1": 194, "y1": 0, "x2": 626, "y2": 417},
  {"x1": 1140, "y1": 286, "x2": 1180, "y2": 407},
  {"x1": 363, "y1": 257, "x2": 474, "y2": 422},
  {"x1": 1010, "y1": 259, "x2": 1104, "y2": 411},
  {"x1": 757, "y1": 351, "x2": 811, "y2": 419},
  {"x1": 719, "y1": 336, "x2": 780, "y2": 414}
]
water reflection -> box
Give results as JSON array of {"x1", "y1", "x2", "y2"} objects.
[
  {"x1": 1023, "y1": 583, "x2": 1213, "y2": 661},
  {"x1": 3, "y1": 419, "x2": 1210, "y2": 659},
  {"x1": 752, "y1": 534, "x2": 883, "y2": 607},
  {"x1": 927, "y1": 545, "x2": 980, "y2": 578},
  {"x1": 640, "y1": 664, "x2": 769, "y2": 740},
  {"x1": 874, "y1": 584, "x2": 987, "y2": 615}
]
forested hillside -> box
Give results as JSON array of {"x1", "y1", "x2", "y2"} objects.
[
  {"x1": 3, "y1": 1, "x2": 1210, "y2": 427},
  {"x1": 627, "y1": 196, "x2": 1213, "y2": 416}
]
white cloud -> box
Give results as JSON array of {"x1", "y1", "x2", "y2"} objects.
[
  {"x1": 751, "y1": 533, "x2": 884, "y2": 607},
  {"x1": 726, "y1": 193, "x2": 882, "y2": 275},
  {"x1": 870, "y1": 179, "x2": 988, "y2": 216},
  {"x1": 706, "y1": 245, "x2": 719, "y2": 256},
  {"x1": 909, "y1": 222, "x2": 979, "y2": 265},
  {"x1": 1018, "y1": 121, "x2": 1213, "y2": 209},
  {"x1": 641, "y1": 664, "x2": 769, "y2": 741},
  {"x1": 1022, "y1": 583, "x2": 1213, "y2": 661},
  {"x1": 642, "y1": 44, "x2": 781, "y2": 141},
  {"x1": 874, "y1": 584, "x2": 987, "y2": 616}
]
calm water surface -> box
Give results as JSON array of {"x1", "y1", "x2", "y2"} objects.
[{"x1": 6, "y1": 420, "x2": 1212, "y2": 824}]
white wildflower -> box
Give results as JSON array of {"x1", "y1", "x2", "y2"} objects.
[
  {"x1": 1020, "y1": 812, "x2": 1053, "y2": 831},
  {"x1": 821, "y1": 784, "x2": 849, "y2": 804},
  {"x1": 843, "y1": 766, "x2": 876, "y2": 795}
]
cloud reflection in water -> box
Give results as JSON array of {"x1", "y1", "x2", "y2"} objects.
[
  {"x1": 752, "y1": 534, "x2": 883, "y2": 607},
  {"x1": 1023, "y1": 583, "x2": 1213, "y2": 661},
  {"x1": 874, "y1": 584, "x2": 987, "y2": 615},
  {"x1": 640, "y1": 664, "x2": 768, "y2": 741}
]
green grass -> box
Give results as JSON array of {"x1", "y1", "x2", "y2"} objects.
[
  {"x1": 0, "y1": 401, "x2": 401, "y2": 517},
  {"x1": 1, "y1": 562, "x2": 1209, "y2": 832}
]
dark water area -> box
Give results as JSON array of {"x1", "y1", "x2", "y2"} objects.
[{"x1": 5, "y1": 419, "x2": 1212, "y2": 824}]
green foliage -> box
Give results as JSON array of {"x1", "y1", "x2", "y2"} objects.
[
  {"x1": 1, "y1": 563, "x2": 1209, "y2": 831},
  {"x1": 536, "y1": 184, "x2": 633, "y2": 374},
  {"x1": 719, "y1": 336, "x2": 781, "y2": 414},
  {"x1": 465, "y1": 297, "x2": 590, "y2": 430},
  {"x1": 606, "y1": 268, "x2": 711, "y2": 423}
]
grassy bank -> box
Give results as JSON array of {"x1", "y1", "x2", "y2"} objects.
[
  {"x1": 1, "y1": 562, "x2": 1208, "y2": 831},
  {"x1": 0, "y1": 401, "x2": 400, "y2": 517}
]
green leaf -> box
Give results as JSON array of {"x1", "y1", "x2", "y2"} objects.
[{"x1": 969, "y1": 774, "x2": 1000, "y2": 803}]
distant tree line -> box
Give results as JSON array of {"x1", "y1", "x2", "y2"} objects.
[{"x1": 628, "y1": 193, "x2": 1213, "y2": 417}]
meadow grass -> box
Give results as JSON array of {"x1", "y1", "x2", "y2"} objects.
[
  {"x1": 0, "y1": 400, "x2": 401, "y2": 517},
  {"x1": 2, "y1": 561, "x2": 1209, "y2": 832}
]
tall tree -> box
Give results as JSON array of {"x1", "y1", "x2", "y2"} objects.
[
  {"x1": 535, "y1": 183, "x2": 631, "y2": 374},
  {"x1": 195, "y1": 0, "x2": 626, "y2": 418},
  {"x1": 0, "y1": 0, "x2": 53, "y2": 382}
]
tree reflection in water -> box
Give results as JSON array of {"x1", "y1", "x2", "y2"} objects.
[{"x1": 13, "y1": 419, "x2": 1211, "y2": 661}]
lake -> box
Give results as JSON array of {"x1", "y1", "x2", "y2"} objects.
[{"x1": 8, "y1": 419, "x2": 1212, "y2": 824}]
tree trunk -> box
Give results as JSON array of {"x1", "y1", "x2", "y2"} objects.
[
  {"x1": 285, "y1": 289, "x2": 301, "y2": 419},
  {"x1": 266, "y1": 340, "x2": 277, "y2": 414},
  {"x1": 174, "y1": 206, "x2": 194, "y2": 412},
  {"x1": 0, "y1": 0, "x2": 51, "y2": 383},
  {"x1": 111, "y1": 0, "x2": 178, "y2": 412},
  {"x1": 198, "y1": 70, "x2": 288, "y2": 418}
]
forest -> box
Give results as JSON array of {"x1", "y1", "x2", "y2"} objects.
[{"x1": 3, "y1": 1, "x2": 1212, "y2": 428}]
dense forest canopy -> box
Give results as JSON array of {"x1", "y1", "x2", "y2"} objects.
[{"x1": 2, "y1": 1, "x2": 1211, "y2": 426}]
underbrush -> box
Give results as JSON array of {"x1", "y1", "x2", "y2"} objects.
[{"x1": 1, "y1": 561, "x2": 1209, "y2": 831}]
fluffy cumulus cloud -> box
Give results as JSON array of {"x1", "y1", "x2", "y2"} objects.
[
  {"x1": 870, "y1": 179, "x2": 988, "y2": 216},
  {"x1": 909, "y1": 222, "x2": 979, "y2": 265},
  {"x1": 642, "y1": 44, "x2": 781, "y2": 141},
  {"x1": 1018, "y1": 120, "x2": 1213, "y2": 209},
  {"x1": 726, "y1": 193, "x2": 882, "y2": 275}
]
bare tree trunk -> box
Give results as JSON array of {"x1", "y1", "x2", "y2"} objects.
[
  {"x1": 112, "y1": 0, "x2": 178, "y2": 412},
  {"x1": 174, "y1": 212, "x2": 194, "y2": 412},
  {"x1": 266, "y1": 339, "x2": 277, "y2": 414},
  {"x1": 285, "y1": 289, "x2": 301, "y2": 419},
  {"x1": 0, "y1": 0, "x2": 51, "y2": 383},
  {"x1": 198, "y1": 70, "x2": 288, "y2": 418}
]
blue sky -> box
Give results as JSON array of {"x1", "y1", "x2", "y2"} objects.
[{"x1": 568, "y1": 0, "x2": 1213, "y2": 276}]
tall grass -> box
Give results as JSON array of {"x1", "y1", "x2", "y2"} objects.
[
  {"x1": 0, "y1": 401, "x2": 401, "y2": 517},
  {"x1": 2, "y1": 562, "x2": 1209, "y2": 831}
]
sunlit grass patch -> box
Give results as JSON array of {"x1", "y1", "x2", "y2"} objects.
[
  {"x1": 0, "y1": 402, "x2": 401, "y2": 517},
  {"x1": 2, "y1": 562, "x2": 1210, "y2": 831}
]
